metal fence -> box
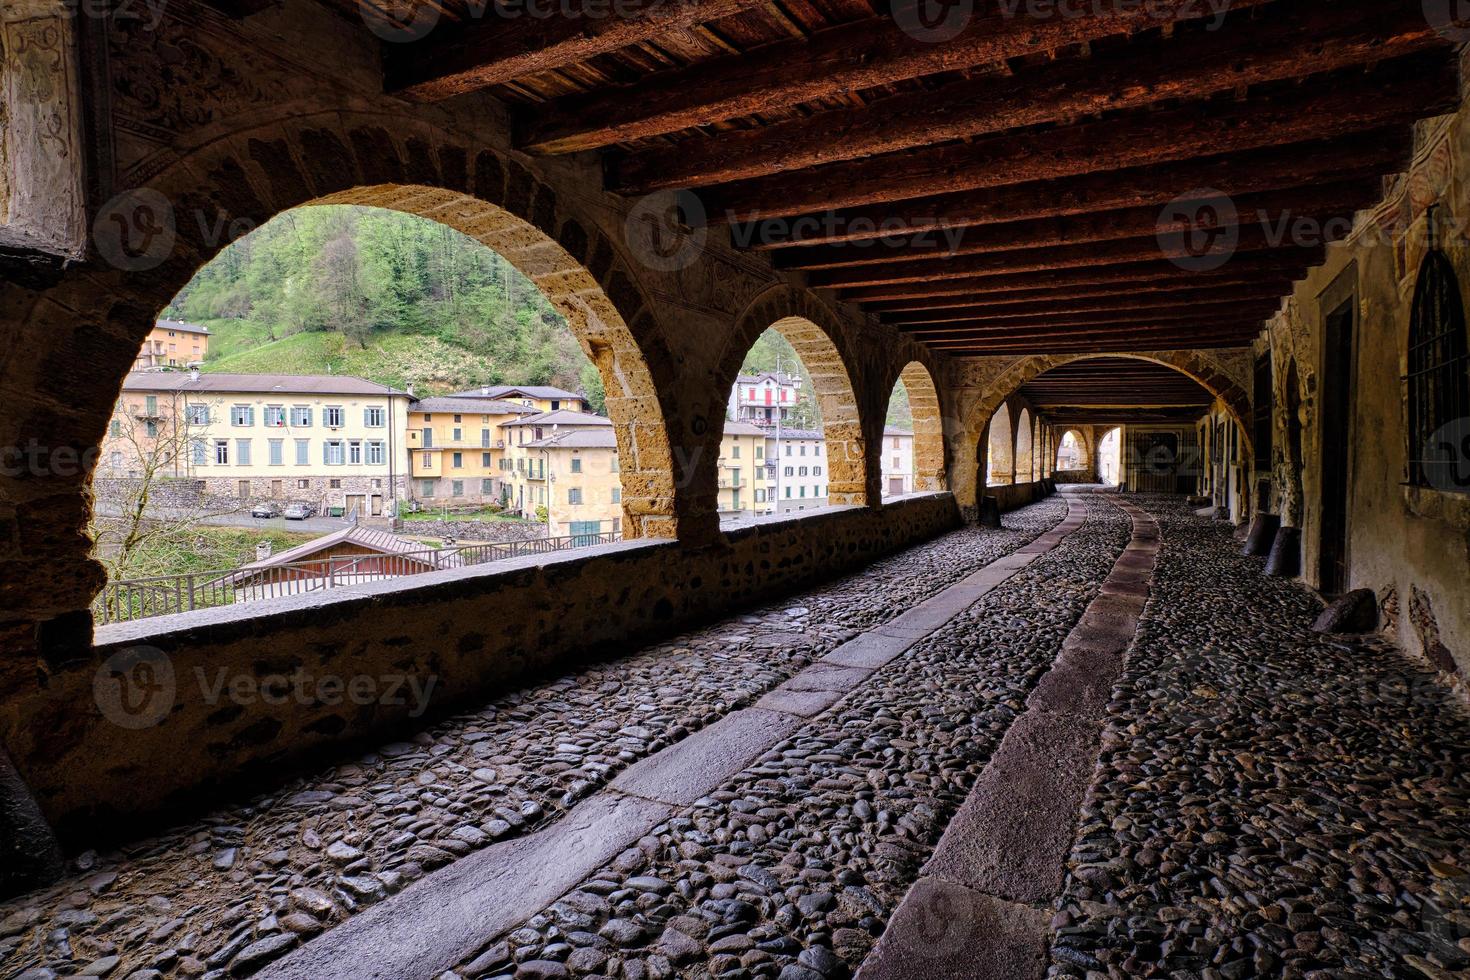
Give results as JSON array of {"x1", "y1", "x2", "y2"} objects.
[{"x1": 93, "y1": 530, "x2": 621, "y2": 626}]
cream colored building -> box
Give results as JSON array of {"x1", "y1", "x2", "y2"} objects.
[
  {"x1": 406, "y1": 395, "x2": 535, "y2": 504},
  {"x1": 102, "y1": 371, "x2": 412, "y2": 516},
  {"x1": 134, "y1": 319, "x2": 210, "y2": 370},
  {"x1": 879, "y1": 426, "x2": 915, "y2": 497},
  {"x1": 765, "y1": 428, "x2": 828, "y2": 513},
  {"x1": 502, "y1": 410, "x2": 622, "y2": 537}
]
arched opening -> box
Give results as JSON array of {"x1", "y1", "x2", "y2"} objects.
[
  {"x1": 91, "y1": 188, "x2": 674, "y2": 624},
  {"x1": 1098, "y1": 427, "x2": 1122, "y2": 485},
  {"x1": 1406, "y1": 243, "x2": 1470, "y2": 492},
  {"x1": 881, "y1": 377, "x2": 915, "y2": 498},
  {"x1": 986, "y1": 403, "x2": 1014, "y2": 486},
  {"x1": 1015, "y1": 408, "x2": 1034, "y2": 483},
  {"x1": 892, "y1": 361, "x2": 947, "y2": 494},
  {"x1": 722, "y1": 316, "x2": 860, "y2": 523},
  {"x1": 1056, "y1": 430, "x2": 1084, "y2": 471}
]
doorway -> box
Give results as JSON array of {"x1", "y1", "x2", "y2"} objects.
[
  {"x1": 888, "y1": 477, "x2": 905, "y2": 495},
  {"x1": 1318, "y1": 299, "x2": 1356, "y2": 594}
]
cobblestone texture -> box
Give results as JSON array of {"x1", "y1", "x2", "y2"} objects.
[
  {"x1": 448, "y1": 496, "x2": 1132, "y2": 980},
  {"x1": 0, "y1": 500, "x2": 1067, "y2": 980},
  {"x1": 1050, "y1": 495, "x2": 1470, "y2": 980}
]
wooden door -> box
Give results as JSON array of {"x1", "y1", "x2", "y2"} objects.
[{"x1": 1318, "y1": 300, "x2": 1356, "y2": 594}]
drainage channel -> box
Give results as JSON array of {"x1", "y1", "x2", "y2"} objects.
[{"x1": 855, "y1": 494, "x2": 1160, "y2": 980}]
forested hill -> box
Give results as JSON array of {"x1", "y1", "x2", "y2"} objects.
[{"x1": 166, "y1": 204, "x2": 605, "y2": 406}]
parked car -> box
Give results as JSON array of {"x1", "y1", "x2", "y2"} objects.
[
  {"x1": 282, "y1": 503, "x2": 313, "y2": 521},
  {"x1": 250, "y1": 502, "x2": 281, "y2": 519}
]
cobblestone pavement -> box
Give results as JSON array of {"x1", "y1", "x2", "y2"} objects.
[
  {"x1": 1050, "y1": 495, "x2": 1470, "y2": 980},
  {"x1": 0, "y1": 499, "x2": 1068, "y2": 980},
  {"x1": 447, "y1": 496, "x2": 1134, "y2": 980}
]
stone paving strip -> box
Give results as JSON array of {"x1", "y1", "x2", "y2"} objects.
[
  {"x1": 428, "y1": 493, "x2": 1133, "y2": 980},
  {"x1": 856, "y1": 495, "x2": 1160, "y2": 980},
  {"x1": 1045, "y1": 494, "x2": 1470, "y2": 980},
  {"x1": 253, "y1": 494, "x2": 1109, "y2": 980},
  {"x1": 0, "y1": 499, "x2": 1071, "y2": 980}
]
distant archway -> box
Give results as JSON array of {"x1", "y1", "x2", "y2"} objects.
[
  {"x1": 895, "y1": 361, "x2": 947, "y2": 493},
  {"x1": 986, "y1": 403, "x2": 1014, "y2": 485},
  {"x1": 1016, "y1": 408, "x2": 1034, "y2": 483}
]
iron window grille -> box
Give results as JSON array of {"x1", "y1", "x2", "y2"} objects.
[{"x1": 1405, "y1": 210, "x2": 1470, "y2": 493}]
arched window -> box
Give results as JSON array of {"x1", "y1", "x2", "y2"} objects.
[{"x1": 1406, "y1": 238, "x2": 1470, "y2": 492}]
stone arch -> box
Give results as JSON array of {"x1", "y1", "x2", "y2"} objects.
[
  {"x1": 1097, "y1": 426, "x2": 1124, "y2": 485},
  {"x1": 0, "y1": 111, "x2": 685, "y2": 650},
  {"x1": 985, "y1": 402, "x2": 1015, "y2": 486},
  {"x1": 1055, "y1": 428, "x2": 1090, "y2": 471},
  {"x1": 969, "y1": 350, "x2": 1255, "y2": 465},
  {"x1": 1016, "y1": 407, "x2": 1034, "y2": 483},
  {"x1": 718, "y1": 286, "x2": 867, "y2": 510},
  {"x1": 893, "y1": 361, "x2": 947, "y2": 492}
]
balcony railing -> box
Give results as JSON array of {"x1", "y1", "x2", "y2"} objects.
[{"x1": 93, "y1": 531, "x2": 622, "y2": 626}]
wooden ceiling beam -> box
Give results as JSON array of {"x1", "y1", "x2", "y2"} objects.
[
  {"x1": 861, "y1": 278, "x2": 1296, "y2": 313},
  {"x1": 517, "y1": 0, "x2": 1273, "y2": 153},
  {"x1": 887, "y1": 295, "x2": 1283, "y2": 328},
  {"x1": 775, "y1": 181, "x2": 1377, "y2": 271},
  {"x1": 837, "y1": 254, "x2": 1318, "y2": 303},
  {"x1": 812, "y1": 227, "x2": 1330, "y2": 291},
  {"x1": 384, "y1": 0, "x2": 766, "y2": 101},
  {"x1": 870, "y1": 283, "x2": 1293, "y2": 319},
  {"x1": 906, "y1": 310, "x2": 1276, "y2": 340},
  {"x1": 741, "y1": 133, "x2": 1408, "y2": 246},
  {"x1": 924, "y1": 320, "x2": 1265, "y2": 349},
  {"x1": 609, "y1": 4, "x2": 1441, "y2": 191}
]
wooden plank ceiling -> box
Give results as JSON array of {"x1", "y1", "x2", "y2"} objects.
[
  {"x1": 340, "y1": 0, "x2": 1462, "y2": 355},
  {"x1": 1018, "y1": 358, "x2": 1216, "y2": 425}
]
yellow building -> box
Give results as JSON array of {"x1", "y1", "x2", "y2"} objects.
[
  {"x1": 448, "y1": 384, "x2": 586, "y2": 415},
  {"x1": 719, "y1": 421, "x2": 770, "y2": 519},
  {"x1": 134, "y1": 319, "x2": 210, "y2": 370},
  {"x1": 405, "y1": 395, "x2": 536, "y2": 504},
  {"x1": 501, "y1": 410, "x2": 621, "y2": 537},
  {"x1": 102, "y1": 371, "x2": 412, "y2": 515}
]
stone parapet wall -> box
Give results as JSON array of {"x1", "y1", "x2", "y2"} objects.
[
  {"x1": 6, "y1": 493, "x2": 959, "y2": 839},
  {"x1": 403, "y1": 519, "x2": 548, "y2": 544}
]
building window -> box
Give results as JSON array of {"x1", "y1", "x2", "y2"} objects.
[
  {"x1": 324, "y1": 440, "x2": 345, "y2": 465},
  {"x1": 364, "y1": 406, "x2": 386, "y2": 428},
  {"x1": 800, "y1": 445, "x2": 806, "y2": 456},
  {"x1": 453, "y1": 427, "x2": 463, "y2": 442},
  {"x1": 785, "y1": 486, "x2": 792, "y2": 498},
  {"x1": 755, "y1": 445, "x2": 763, "y2": 459},
  {"x1": 235, "y1": 440, "x2": 252, "y2": 466},
  {"x1": 611, "y1": 487, "x2": 621, "y2": 503},
  {"x1": 422, "y1": 452, "x2": 433, "y2": 468},
  {"x1": 732, "y1": 444, "x2": 741, "y2": 459},
  {"x1": 145, "y1": 421, "x2": 158, "y2": 439},
  {"x1": 367, "y1": 441, "x2": 385, "y2": 465},
  {"x1": 482, "y1": 452, "x2": 492, "y2": 467},
  {"x1": 814, "y1": 466, "x2": 822, "y2": 475},
  {"x1": 784, "y1": 466, "x2": 794, "y2": 477},
  {"x1": 453, "y1": 414, "x2": 462, "y2": 424},
  {"x1": 568, "y1": 488, "x2": 583, "y2": 505},
  {"x1": 612, "y1": 455, "x2": 619, "y2": 473},
  {"x1": 295, "y1": 439, "x2": 310, "y2": 465},
  {"x1": 452, "y1": 480, "x2": 465, "y2": 497},
  {"x1": 186, "y1": 404, "x2": 210, "y2": 425},
  {"x1": 452, "y1": 452, "x2": 463, "y2": 468},
  {"x1": 481, "y1": 478, "x2": 494, "y2": 494},
  {"x1": 799, "y1": 466, "x2": 808, "y2": 476},
  {"x1": 269, "y1": 439, "x2": 284, "y2": 466},
  {"x1": 785, "y1": 444, "x2": 792, "y2": 456},
  {"x1": 755, "y1": 489, "x2": 765, "y2": 503},
  {"x1": 1406, "y1": 241, "x2": 1470, "y2": 491},
  {"x1": 420, "y1": 480, "x2": 435, "y2": 497},
  {"x1": 191, "y1": 439, "x2": 208, "y2": 466},
  {"x1": 264, "y1": 405, "x2": 286, "y2": 427},
  {"x1": 324, "y1": 406, "x2": 345, "y2": 428},
  {"x1": 145, "y1": 395, "x2": 158, "y2": 416},
  {"x1": 291, "y1": 406, "x2": 312, "y2": 427},
  {"x1": 482, "y1": 429, "x2": 491, "y2": 448},
  {"x1": 214, "y1": 440, "x2": 229, "y2": 465},
  {"x1": 298, "y1": 479, "x2": 310, "y2": 490},
  {"x1": 231, "y1": 405, "x2": 254, "y2": 427},
  {"x1": 421, "y1": 427, "x2": 433, "y2": 448},
  {"x1": 329, "y1": 478, "x2": 341, "y2": 489},
  {"x1": 799, "y1": 486, "x2": 806, "y2": 498},
  {"x1": 348, "y1": 440, "x2": 363, "y2": 465},
  {"x1": 571, "y1": 457, "x2": 582, "y2": 473}
]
